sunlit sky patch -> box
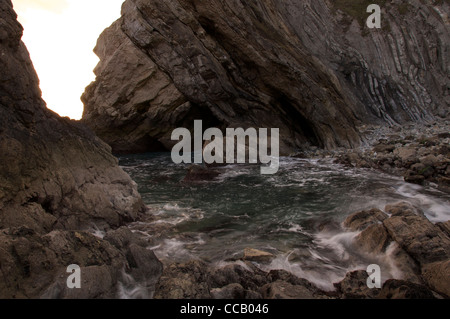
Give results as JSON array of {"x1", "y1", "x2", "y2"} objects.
[{"x1": 12, "y1": 0, "x2": 124, "y2": 119}]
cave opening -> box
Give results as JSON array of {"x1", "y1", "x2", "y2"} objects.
[{"x1": 274, "y1": 93, "x2": 323, "y2": 149}]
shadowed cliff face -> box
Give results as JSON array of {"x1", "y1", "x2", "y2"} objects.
[
  {"x1": 0, "y1": 1, "x2": 163, "y2": 298},
  {"x1": 82, "y1": 0, "x2": 449, "y2": 155}
]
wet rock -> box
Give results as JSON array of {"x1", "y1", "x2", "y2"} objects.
[
  {"x1": 243, "y1": 248, "x2": 275, "y2": 264},
  {"x1": 182, "y1": 165, "x2": 221, "y2": 183},
  {"x1": 343, "y1": 209, "x2": 387, "y2": 232},
  {"x1": 382, "y1": 207, "x2": 450, "y2": 265},
  {"x1": 334, "y1": 270, "x2": 380, "y2": 299},
  {"x1": 209, "y1": 263, "x2": 269, "y2": 292},
  {"x1": 211, "y1": 283, "x2": 247, "y2": 299},
  {"x1": 421, "y1": 261, "x2": 450, "y2": 298},
  {"x1": 266, "y1": 269, "x2": 327, "y2": 297},
  {"x1": 0, "y1": 230, "x2": 126, "y2": 298},
  {"x1": 126, "y1": 244, "x2": 163, "y2": 283},
  {"x1": 42, "y1": 265, "x2": 115, "y2": 299},
  {"x1": 0, "y1": 0, "x2": 149, "y2": 298},
  {"x1": 354, "y1": 223, "x2": 391, "y2": 254},
  {"x1": 394, "y1": 147, "x2": 418, "y2": 165},
  {"x1": 260, "y1": 281, "x2": 317, "y2": 299},
  {"x1": 404, "y1": 171, "x2": 426, "y2": 185},
  {"x1": 437, "y1": 221, "x2": 450, "y2": 237},
  {"x1": 373, "y1": 144, "x2": 395, "y2": 154},
  {"x1": 378, "y1": 280, "x2": 435, "y2": 299},
  {"x1": 384, "y1": 202, "x2": 423, "y2": 217},
  {"x1": 154, "y1": 260, "x2": 212, "y2": 299},
  {"x1": 104, "y1": 227, "x2": 148, "y2": 251}
]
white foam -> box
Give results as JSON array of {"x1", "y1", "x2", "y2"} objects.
[
  {"x1": 117, "y1": 270, "x2": 151, "y2": 299},
  {"x1": 395, "y1": 184, "x2": 450, "y2": 223},
  {"x1": 314, "y1": 231, "x2": 359, "y2": 260}
]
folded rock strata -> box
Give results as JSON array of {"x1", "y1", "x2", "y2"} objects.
[{"x1": 82, "y1": 0, "x2": 449, "y2": 154}]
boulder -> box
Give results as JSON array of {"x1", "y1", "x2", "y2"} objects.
[
  {"x1": 343, "y1": 208, "x2": 387, "y2": 232},
  {"x1": 378, "y1": 280, "x2": 435, "y2": 299},
  {"x1": 260, "y1": 281, "x2": 318, "y2": 299},
  {"x1": 421, "y1": 261, "x2": 450, "y2": 298},
  {"x1": 211, "y1": 283, "x2": 247, "y2": 299},
  {"x1": 333, "y1": 270, "x2": 380, "y2": 299},
  {"x1": 243, "y1": 248, "x2": 275, "y2": 264},
  {"x1": 208, "y1": 263, "x2": 269, "y2": 292},
  {"x1": 382, "y1": 209, "x2": 450, "y2": 265},
  {"x1": 394, "y1": 147, "x2": 418, "y2": 164},
  {"x1": 153, "y1": 260, "x2": 212, "y2": 299},
  {"x1": 182, "y1": 165, "x2": 221, "y2": 183},
  {"x1": 354, "y1": 223, "x2": 391, "y2": 254}
]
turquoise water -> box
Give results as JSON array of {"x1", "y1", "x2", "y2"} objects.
[{"x1": 119, "y1": 153, "x2": 450, "y2": 289}]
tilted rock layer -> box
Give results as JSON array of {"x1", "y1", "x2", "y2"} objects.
[
  {"x1": 82, "y1": 0, "x2": 449, "y2": 154},
  {"x1": 0, "y1": 1, "x2": 162, "y2": 298}
]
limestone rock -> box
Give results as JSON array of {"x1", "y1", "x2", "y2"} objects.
[
  {"x1": 208, "y1": 263, "x2": 269, "y2": 292},
  {"x1": 211, "y1": 283, "x2": 247, "y2": 299},
  {"x1": 83, "y1": 0, "x2": 450, "y2": 154},
  {"x1": 378, "y1": 279, "x2": 436, "y2": 299},
  {"x1": 382, "y1": 207, "x2": 450, "y2": 265},
  {"x1": 153, "y1": 260, "x2": 212, "y2": 299},
  {"x1": 354, "y1": 223, "x2": 391, "y2": 254},
  {"x1": 334, "y1": 270, "x2": 380, "y2": 299},
  {"x1": 421, "y1": 261, "x2": 450, "y2": 298},
  {"x1": 260, "y1": 280, "x2": 317, "y2": 299},
  {"x1": 343, "y1": 208, "x2": 387, "y2": 232},
  {"x1": 344, "y1": 202, "x2": 450, "y2": 297},
  {"x1": 243, "y1": 248, "x2": 275, "y2": 264},
  {"x1": 0, "y1": 1, "x2": 158, "y2": 298}
]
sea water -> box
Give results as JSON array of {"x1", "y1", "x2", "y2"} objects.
[{"x1": 119, "y1": 153, "x2": 450, "y2": 290}]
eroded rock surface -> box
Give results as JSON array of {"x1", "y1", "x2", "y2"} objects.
[
  {"x1": 342, "y1": 202, "x2": 450, "y2": 298},
  {"x1": 82, "y1": 0, "x2": 449, "y2": 154},
  {"x1": 0, "y1": 1, "x2": 161, "y2": 298}
]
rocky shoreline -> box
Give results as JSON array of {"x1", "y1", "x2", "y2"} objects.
[
  {"x1": 139, "y1": 120, "x2": 450, "y2": 300},
  {"x1": 1, "y1": 0, "x2": 449, "y2": 299},
  {"x1": 335, "y1": 121, "x2": 450, "y2": 193},
  {"x1": 142, "y1": 201, "x2": 449, "y2": 300}
]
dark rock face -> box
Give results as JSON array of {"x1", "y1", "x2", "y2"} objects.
[
  {"x1": 0, "y1": 1, "x2": 162, "y2": 298},
  {"x1": 153, "y1": 260, "x2": 330, "y2": 300},
  {"x1": 334, "y1": 270, "x2": 381, "y2": 299},
  {"x1": 82, "y1": 0, "x2": 449, "y2": 154},
  {"x1": 342, "y1": 202, "x2": 450, "y2": 298},
  {"x1": 378, "y1": 280, "x2": 436, "y2": 299}
]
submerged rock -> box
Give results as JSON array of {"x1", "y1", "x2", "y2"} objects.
[
  {"x1": 243, "y1": 248, "x2": 275, "y2": 264},
  {"x1": 182, "y1": 165, "x2": 221, "y2": 183}
]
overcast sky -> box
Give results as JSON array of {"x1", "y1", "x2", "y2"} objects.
[{"x1": 12, "y1": 0, "x2": 124, "y2": 119}]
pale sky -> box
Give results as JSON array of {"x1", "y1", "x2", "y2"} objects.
[{"x1": 12, "y1": 0, "x2": 125, "y2": 119}]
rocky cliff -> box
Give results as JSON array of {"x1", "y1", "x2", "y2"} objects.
[
  {"x1": 82, "y1": 0, "x2": 449, "y2": 154},
  {"x1": 0, "y1": 0, "x2": 161, "y2": 298}
]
